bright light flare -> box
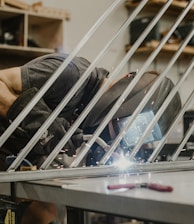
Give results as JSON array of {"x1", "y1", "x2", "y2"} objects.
[{"x1": 114, "y1": 153, "x2": 133, "y2": 170}]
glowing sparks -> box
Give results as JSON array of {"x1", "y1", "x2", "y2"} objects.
[{"x1": 114, "y1": 153, "x2": 133, "y2": 170}]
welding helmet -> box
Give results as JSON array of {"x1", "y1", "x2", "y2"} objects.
[
  {"x1": 82, "y1": 71, "x2": 181, "y2": 164},
  {"x1": 82, "y1": 71, "x2": 181, "y2": 134}
]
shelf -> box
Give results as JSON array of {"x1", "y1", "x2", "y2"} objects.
[
  {"x1": 125, "y1": 0, "x2": 194, "y2": 10},
  {"x1": 125, "y1": 1, "x2": 194, "y2": 58},
  {"x1": 126, "y1": 40, "x2": 194, "y2": 56},
  {"x1": 0, "y1": 6, "x2": 64, "y2": 66},
  {"x1": 28, "y1": 15, "x2": 63, "y2": 49},
  {"x1": 0, "y1": 4, "x2": 69, "y2": 20},
  {"x1": 125, "y1": 0, "x2": 194, "y2": 19},
  {"x1": 0, "y1": 44, "x2": 55, "y2": 57}
]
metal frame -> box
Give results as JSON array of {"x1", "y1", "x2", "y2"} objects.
[
  {"x1": 0, "y1": 0, "x2": 194, "y2": 182},
  {"x1": 1, "y1": 160, "x2": 194, "y2": 183}
]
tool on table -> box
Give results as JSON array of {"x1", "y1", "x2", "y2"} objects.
[{"x1": 107, "y1": 182, "x2": 173, "y2": 192}]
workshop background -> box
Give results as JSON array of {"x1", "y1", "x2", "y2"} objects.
[
  {"x1": 0, "y1": 1, "x2": 194, "y2": 224},
  {"x1": 1, "y1": 0, "x2": 194, "y2": 111},
  {"x1": 24, "y1": 0, "x2": 194, "y2": 106},
  {"x1": 0, "y1": 0, "x2": 193, "y2": 147}
]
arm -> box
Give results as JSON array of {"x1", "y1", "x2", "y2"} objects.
[
  {"x1": 4, "y1": 87, "x2": 84, "y2": 166},
  {"x1": 0, "y1": 67, "x2": 22, "y2": 94}
]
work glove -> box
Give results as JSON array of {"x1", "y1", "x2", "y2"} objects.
[
  {"x1": 64, "y1": 127, "x2": 84, "y2": 156},
  {"x1": 5, "y1": 87, "x2": 84, "y2": 164}
]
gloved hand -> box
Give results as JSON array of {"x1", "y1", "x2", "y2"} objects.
[
  {"x1": 6, "y1": 87, "x2": 84, "y2": 164},
  {"x1": 58, "y1": 117, "x2": 84, "y2": 156}
]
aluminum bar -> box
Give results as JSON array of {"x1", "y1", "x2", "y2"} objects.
[
  {"x1": 2, "y1": 0, "x2": 194, "y2": 175},
  {"x1": 71, "y1": 0, "x2": 193, "y2": 168},
  {"x1": 40, "y1": 0, "x2": 148, "y2": 169},
  {"x1": 148, "y1": 91, "x2": 194, "y2": 162},
  {"x1": 100, "y1": 29, "x2": 194, "y2": 165},
  {"x1": 6, "y1": 0, "x2": 123, "y2": 171},
  {"x1": 83, "y1": 135, "x2": 110, "y2": 150},
  {"x1": 0, "y1": 0, "x2": 121, "y2": 148},
  {"x1": 128, "y1": 57, "x2": 194, "y2": 160},
  {"x1": 2, "y1": 160, "x2": 194, "y2": 183},
  {"x1": 171, "y1": 121, "x2": 194, "y2": 161}
]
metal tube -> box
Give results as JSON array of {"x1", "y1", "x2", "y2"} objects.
[
  {"x1": 128, "y1": 57, "x2": 194, "y2": 160},
  {"x1": 148, "y1": 91, "x2": 194, "y2": 162},
  {"x1": 0, "y1": 0, "x2": 121, "y2": 148},
  {"x1": 9, "y1": 0, "x2": 174, "y2": 169},
  {"x1": 83, "y1": 135, "x2": 110, "y2": 150},
  {"x1": 9, "y1": 0, "x2": 147, "y2": 171},
  {"x1": 100, "y1": 29, "x2": 194, "y2": 165},
  {"x1": 6, "y1": 0, "x2": 123, "y2": 171},
  {"x1": 136, "y1": 0, "x2": 194, "y2": 77},
  {"x1": 171, "y1": 121, "x2": 194, "y2": 161},
  {"x1": 71, "y1": 0, "x2": 194, "y2": 168},
  {"x1": 40, "y1": 0, "x2": 148, "y2": 169},
  {"x1": 4, "y1": 0, "x2": 194, "y2": 173},
  {"x1": 2, "y1": 160, "x2": 194, "y2": 183}
]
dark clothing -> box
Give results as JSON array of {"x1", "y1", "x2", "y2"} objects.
[
  {"x1": 0, "y1": 53, "x2": 109, "y2": 168},
  {"x1": 21, "y1": 53, "x2": 109, "y2": 122},
  {"x1": 0, "y1": 53, "x2": 182, "y2": 168}
]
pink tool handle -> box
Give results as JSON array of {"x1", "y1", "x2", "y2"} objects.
[
  {"x1": 107, "y1": 183, "x2": 136, "y2": 190},
  {"x1": 147, "y1": 183, "x2": 173, "y2": 192},
  {"x1": 107, "y1": 183, "x2": 173, "y2": 192}
]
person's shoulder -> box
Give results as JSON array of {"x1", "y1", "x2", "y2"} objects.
[
  {"x1": 24, "y1": 53, "x2": 69, "y2": 65},
  {"x1": 38, "y1": 53, "x2": 69, "y2": 61}
]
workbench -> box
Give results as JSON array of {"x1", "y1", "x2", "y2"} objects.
[{"x1": 11, "y1": 167, "x2": 194, "y2": 224}]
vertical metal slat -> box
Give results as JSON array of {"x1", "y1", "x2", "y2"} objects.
[
  {"x1": 70, "y1": 0, "x2": 175, "y2": 168},
  {"x1": 7, "y1": 0, "x2": 122, "y2": 171},
  {"x1": 40, "y1": 0, "x2": 148, "y2": 169},
  {"x1": 100, "y1": 28, "x2": 194, "y2": 165}
]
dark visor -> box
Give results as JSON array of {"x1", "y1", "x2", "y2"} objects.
[{"x1": 112, "y1": 110, "x2": 163, "y2": 147}]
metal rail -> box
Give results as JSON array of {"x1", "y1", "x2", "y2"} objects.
[
  {"x1": 129, "y1": 56, "x2": 194, "y2": 160},
  {"x1": 171, "y1": 121, "x2": 194, "y2": 161},
  {"x1": 0, "y1": 0, "x2": 193, "y2": 182},
  {"x1": 107, "y1": 0, "x2": 194, "y2": 163},
  {"x1": 148, "y1": 90, "x2": 194, "y2": 162},
  {"x1": 40, "y1": 0, "x2": 148, "y2": 169},
  {"x1": 7, "y1": 0, "x2": 123, "y2": 171},
  {"x1": 2, "y1": 160, "x2": 194, "y2": 183},
  {"x1": 71, "y1": 0, "x2": 194, "y2": 167},
  {"x1": 70, "y1": 0, "x2": 174, "y2": 168},
  {"x1": 0, "y1": 0, "x2": 121, "y2": 148},
  {"x1": 100, "y1": 28, "x2": 194, "y2": 165}
]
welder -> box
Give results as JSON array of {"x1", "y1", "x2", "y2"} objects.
[{"x1": 0, "y1": 53, "x2": 181, "y2": 224}]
